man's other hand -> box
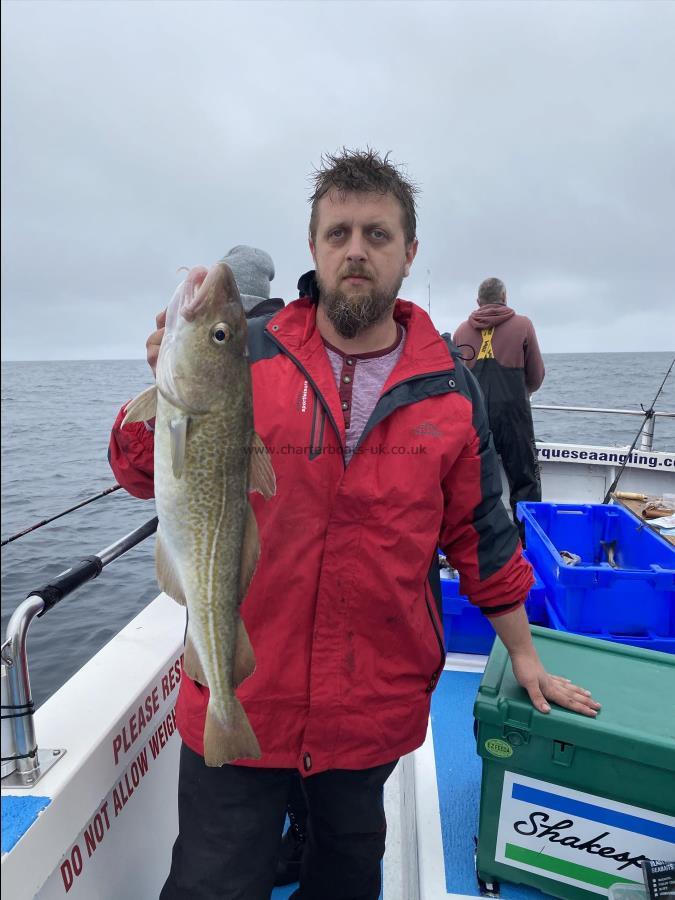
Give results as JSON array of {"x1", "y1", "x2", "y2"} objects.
[{"x1": 510, "y1": 648, "x2": 601, "y2": 717}]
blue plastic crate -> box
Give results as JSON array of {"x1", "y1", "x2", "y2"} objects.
[
  {"x1": 440, "y1": 573, "x2": 495, "y2": 654},
  {"x1": 522, "y1": 551, "x2": 547, "y2": 625},
  {"x1": 440, "y1": 553, "x2": 548, "y2": 654},
  {"x1": 544, "y1": 595, "x2": 675, "y2": 655},
  {"x1": 517, "y1": 501, "x2": 675, "y2": 637}
]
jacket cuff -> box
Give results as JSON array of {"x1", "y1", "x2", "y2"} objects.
[
  {"x1": 108, "y1": 402, "x2": 156, "y2": 500},
  {"x1": 480, "y1": 596, "x2": 526, "y2": 618},
  {"x1": 466, "y1": 548, "x2": 534, "y2": 612}
]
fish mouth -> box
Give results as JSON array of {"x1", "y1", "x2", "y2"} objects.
[
  {"x1": 171, "y1": 266, "x2": 209, "y2": 323},
  {"x1": 156, "y1": 261, "x2": 242, "y2": 413},
  {"x1": 181, "y1": 263, "x2": 239, "y2": 322}
]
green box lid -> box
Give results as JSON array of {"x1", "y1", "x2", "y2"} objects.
[{"x1": 474, "y1": 626, "x2": 675, "y2": 773}]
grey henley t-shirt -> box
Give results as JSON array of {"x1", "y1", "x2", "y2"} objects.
[{"x1": 323, "y1": 324, "x2": 406, "y2": 464}]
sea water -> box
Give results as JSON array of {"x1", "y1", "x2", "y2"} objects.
[{"x1": 1, "y1": 353, "x2": 674, "y2": 706}]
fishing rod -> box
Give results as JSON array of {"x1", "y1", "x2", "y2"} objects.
[
  {"x1": 602, "y1": 356, "x2": 675, "y2": 505},
  {"x1": 1, "y1": 484, "x2": 123, "y2": 547}
]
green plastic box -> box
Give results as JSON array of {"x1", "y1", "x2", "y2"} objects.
[{"x1": 474, "y1": 626, "x2": 675, "y2": 899}]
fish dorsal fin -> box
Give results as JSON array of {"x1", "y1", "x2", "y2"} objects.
[
  {"x1": 155, "y1": 526, "x2": 186, "y2": 606},
  {"x1": 249, "y1": 433, "x2": 276, "y2": 499},
  {"x1": 121, "y1": 385, "x2": 158, "y2": 426},
  {"x1": 169, "y1": 416, "x2": 189, "y2": 478}
]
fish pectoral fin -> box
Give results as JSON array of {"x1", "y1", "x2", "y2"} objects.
[
  {"x1": 183, "y1": 629, "x2": 208, "y2": 687},
  {"x1": 239, "y1": 503, "x2": 260, "y2": 602},
  {"x1": 169, "y1": 416, "x2": 189, "y2": 478},
  {"x1": 249, "y1": 433, "x2": 276, "y2": 499},
  {"x1": 233, "y1": 618, "x2": 256, "y2": 688},
  {"x1": 121, "y1": 385, "x2": 158, "y2": 426},
  {"x1": 156, "y1": 528, "x2": 187, "y2": 606},
  {"x1": 203, "y1": 699, "x2": 261, "y2": 766}
]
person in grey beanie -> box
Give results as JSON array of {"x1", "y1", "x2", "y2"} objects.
[
  {"x1": 144, "y1": 245, "x2": 283, "y2": 376},
  {"x1": 220, "y1": 245, "x2": 284, "y2": 319}
]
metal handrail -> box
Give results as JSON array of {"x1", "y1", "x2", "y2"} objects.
[
  {"x1": 532, "y1": 404, "x2": 674, "y2": 417},
  {"x1": 1, "y1": 516, "x2": 158, "y2": 786},
  {"x1": 531, "y1": 404, "x2": 674, "y2": 451}
]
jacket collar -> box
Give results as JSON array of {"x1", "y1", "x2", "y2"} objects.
[
  {"x1": 266, "y1": 297, "x2": 456, "y2": 389},
  {"x1": 246, "y1": 297, "x2": 285, "y2": 319}
]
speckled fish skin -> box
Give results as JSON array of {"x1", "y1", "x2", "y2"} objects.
[{"x1": 153, "y1": 262, "x2": 261, "y2": 765}]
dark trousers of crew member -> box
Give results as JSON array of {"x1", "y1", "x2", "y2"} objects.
[
  {"x1": 489, "y1": 402, "x2": 542, "y2": 529},
  {"x1": 470, "y1": 360, "x2": 542, "y2": 531},
  {"x1": 159, "y1": 742, "x2": 397, "y2": 900}
]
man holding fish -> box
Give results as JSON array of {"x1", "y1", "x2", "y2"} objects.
[{"x1": 110, "y1": 150, "x2": 600, "y2": 900}]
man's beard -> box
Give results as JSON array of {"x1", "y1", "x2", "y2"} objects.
[{"x1": 317, "y1": 272, "x2": 402, "y2": 339}]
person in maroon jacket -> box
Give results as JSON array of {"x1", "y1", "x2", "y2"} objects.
[
  {"x1": 453, "y1": 278, "x2": 545, "y2": 529},
  {"x1": 109, "y1": 151, "x2": 599, "y2": 900}
]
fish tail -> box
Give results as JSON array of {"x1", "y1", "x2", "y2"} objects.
[{"x1": 203, "y1": 698, "x2": 261, "y2": 767}]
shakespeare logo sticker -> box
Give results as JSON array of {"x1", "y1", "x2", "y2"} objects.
[{"x1": 495, "y1": 773, "x2": 675, "y2": 894}]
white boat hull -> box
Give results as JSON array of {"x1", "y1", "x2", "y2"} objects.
[{"x1": 2, "y1": 595, "x2": 185, "y2": 900}]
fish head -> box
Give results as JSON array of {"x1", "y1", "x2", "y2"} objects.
[{"x1": 157, "y1": 262, "x2": 248, "y2": 413}]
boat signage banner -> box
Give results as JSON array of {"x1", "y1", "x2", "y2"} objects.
[
  {"x1": 36, "y1": 652, "x2": 183, "y2": 899},
  {"x1": 536, "y1": 442, "x2": 675, "y2": 472},
  {"x1": 495, "y1": 772, "x2": 675, "y2": 895}
]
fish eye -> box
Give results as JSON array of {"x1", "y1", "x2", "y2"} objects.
[{"x1": 211, "y1": 323, "x2": 231, "y2": 344}]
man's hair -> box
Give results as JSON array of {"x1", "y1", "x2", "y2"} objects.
[
  {"x1": 477, "y1": 277, "x2": 506, "y2": 305},
  {"x1": 309, "y1": 148, "x2": 418, "y2": 245}
]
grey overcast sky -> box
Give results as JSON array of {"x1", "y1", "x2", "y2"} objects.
[{"x1": 2, "y1": 0, "x2": 674, "y2": 360}]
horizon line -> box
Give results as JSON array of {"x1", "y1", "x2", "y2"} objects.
[{"x1": 3, "y1": 350, "x2": 675, "y2": 363}]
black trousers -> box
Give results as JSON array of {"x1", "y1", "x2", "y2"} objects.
[
  {"x1": 160, "y1": 743, "x2": 397, "y2": 900},
  {"x1": 288, "y1": 770, "x2": 309, "y2": 833},
  {"x1": 490, "y1": 409, "x2": 542, "y2": 525}
]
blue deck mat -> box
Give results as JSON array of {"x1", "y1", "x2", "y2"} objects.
[
  {"x1": 1, "y1": 794, "x2": 51, "y2": 854},
  {"x1": 431, "y1": 670, "x2": 547, "y2": 898},
  {"x1": 271, "y1": 884, "x2": 298, "y2": 899}
]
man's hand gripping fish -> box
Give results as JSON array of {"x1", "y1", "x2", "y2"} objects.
[{"x1": 123, "y1": 262, "x2": 276, "y2": 766}]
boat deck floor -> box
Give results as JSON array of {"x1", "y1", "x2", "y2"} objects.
[{"x1": 424, "y1": 668, "x2": 546, "y2": 898}]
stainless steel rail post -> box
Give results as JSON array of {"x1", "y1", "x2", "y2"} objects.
[
  {"x1": 640, "y1": 414, "x2": 656, "y2": 452},
  {"x1": 1, "y1": 596, "x2": 46, "y2": 782},
  {"x1": 1, "y1": 516, "x2": 158, "y2": 788}
]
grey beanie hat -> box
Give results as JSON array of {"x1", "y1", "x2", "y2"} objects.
[{"x1": 220, "y1": 245, "x2": 275, "y2": 313}]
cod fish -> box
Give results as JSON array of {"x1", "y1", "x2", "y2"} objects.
[{"x1": 123, "y1": 262, "x2": 276, "y2": 766}]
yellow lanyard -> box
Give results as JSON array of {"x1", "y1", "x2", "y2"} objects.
[{"x1": 477, "y1": 327, "x2": 495, "y2": 360}]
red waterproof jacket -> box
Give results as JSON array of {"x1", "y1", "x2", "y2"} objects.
[{"x1": 109, "y1": 297, "x2": 533, "y2": 774}]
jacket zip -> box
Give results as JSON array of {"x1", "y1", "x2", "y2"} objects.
[
  {"x1": 308, "y1": 392, "x2": 327, "y2": 461},
  {"x1": 424, "y1": 590, "x2": 446, "y2": 693},
  {"x1": 266, "y1": 331, "x2": 345, "y2": 464}
]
